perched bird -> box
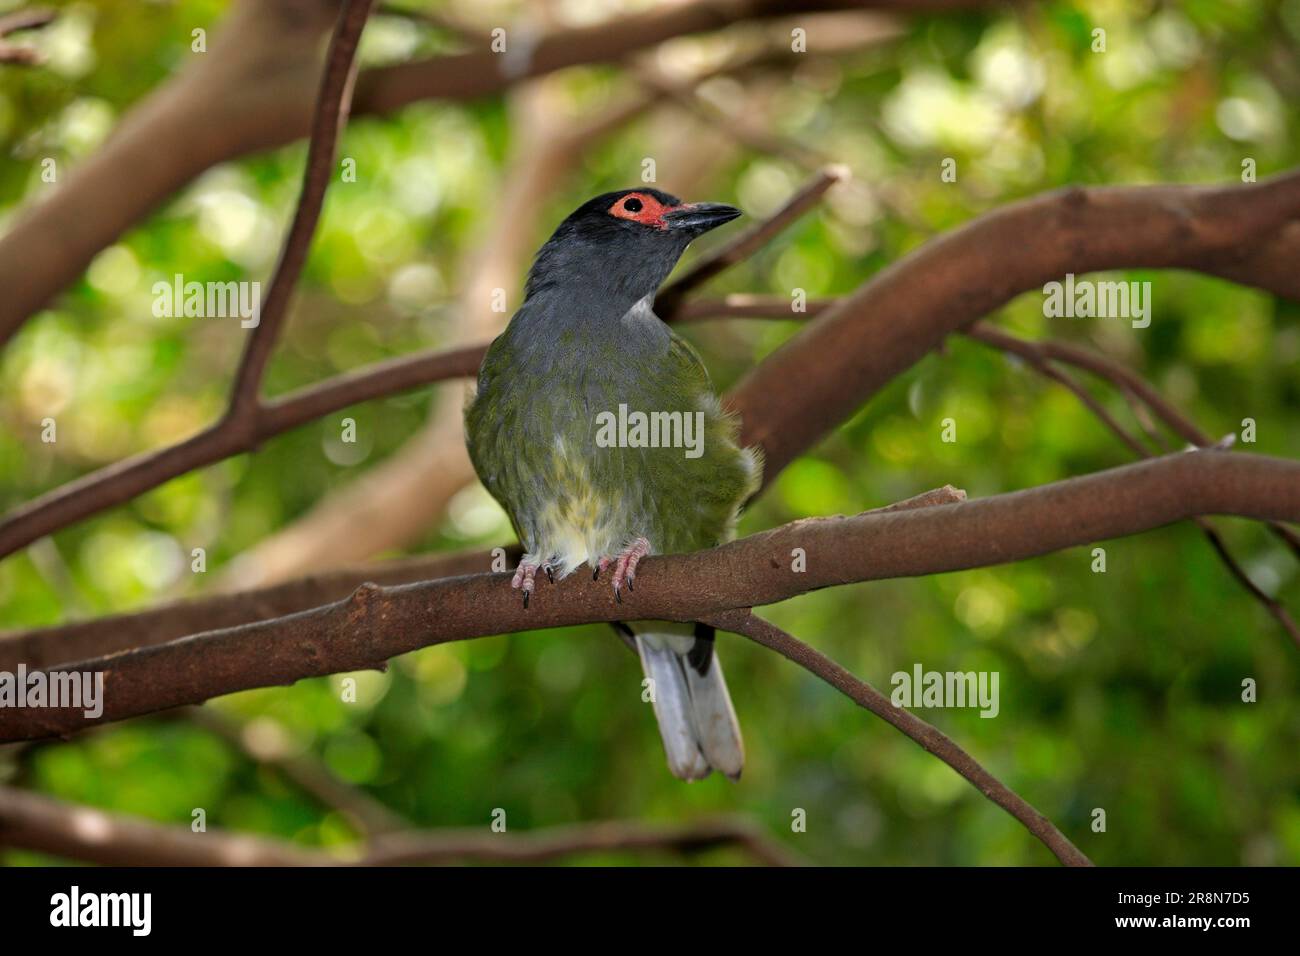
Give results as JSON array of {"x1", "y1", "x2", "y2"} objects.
[{"x1": 464, "y1": 188, "x2": 761, "y2": 781}]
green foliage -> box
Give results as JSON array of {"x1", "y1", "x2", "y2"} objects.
[{"x1": 1, "y1": 0, "x2": 1297, "y2": 865}]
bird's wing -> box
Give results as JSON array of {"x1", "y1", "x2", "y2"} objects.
[{"x1": 663, "y1": 327, "x2": 717, "y2": 396}]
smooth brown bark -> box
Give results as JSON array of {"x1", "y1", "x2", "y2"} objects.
[
  {"x1": 729, "y1": 172, "x2": 1300, "y2": 482},
  {"x1": 0, "y1": 546, "x2": 508, "y2": 671},
  {"x1": 2, "y1": 451, "x2": 1296, "y2": 743}
]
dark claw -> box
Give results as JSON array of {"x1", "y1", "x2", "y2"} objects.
[
  {"x1": 614, "y1": 585, "x2": 622, "y2": 604},
  {"x1": 592, "y1": 567, "x2": 599, "y2": 581},
  {"x1": 522, "y1": 589, "x2": 530, "y2": 609},
  {"x1": 545, "y1": 566, "x2": 554, "y2": 584},
  {"x1": 627, "y1": 576, "x2": 634, "y2": 592}
]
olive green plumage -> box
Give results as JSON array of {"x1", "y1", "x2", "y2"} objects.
[{"x1": 466, "y1": 311, "x2": 759, "y2": 577}]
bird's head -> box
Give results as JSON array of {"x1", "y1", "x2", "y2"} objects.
[{"x1": 524, "y1": 188, "x2": 742, "y2": 309}]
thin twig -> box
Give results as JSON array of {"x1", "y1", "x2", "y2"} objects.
[
  {"x1": 639, "y1": 70, "x2": 831, "y2": 171},
  {"x1": 963, "y1": 323, "x2": 1300, "y2": 647},
  {"x1": 375, "y1": 3, "x2": 484, "y2": 44},
  {"x1": 704, "y1": 611, "x2": 1093, "y2": 867},
  {"x1": 227, "y1": 0, "x2": 374, "y2": 415},
  {"x1": 362, "y1": 817, "x2": 808, "y2": 867},
  {"x1": 673, "y1": 292, "x2": 835, "y2": 321},
  {"x1": 1000, "y1": 328, "x2": 1300, "y2": 560},
  {"x1": 637, "y1": 70, "x2": 924, "y2": 229},
  {"x1": 0, "y1": 7, "x2": 55, "y2": 34},
  {"x1": 965, "y1": 323, "x2": 1157, "y2": 459},
  {"x1": 180, "y1": 706, "x2": 409, "y2": 837},
  {"x1": 656, "y1": 165, "x2": 848, "y2": 314}
]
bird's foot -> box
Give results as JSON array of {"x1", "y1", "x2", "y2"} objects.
[
  {"x1": 511, "y1": 554, "x2": 555, "y2": 609},
  {"x1": 604, "y1": 537, "x2": 650, "y2": 604}
]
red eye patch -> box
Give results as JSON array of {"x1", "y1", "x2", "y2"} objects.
[{"x1": 608, "y1": 192, "x2": 678, "y2": 229}]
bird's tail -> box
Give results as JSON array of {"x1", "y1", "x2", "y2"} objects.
[{"x1": 636, "y1": 630, "x2": 744, "y2": 781}]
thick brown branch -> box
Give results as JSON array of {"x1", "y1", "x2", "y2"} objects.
[
  {"x1": 0, "y1": 489, "x2": 965, "y2": 671},
  {"x1": 682, "y1": 295, "x2": 1300, "y2": 565},
  {"x1": 729, "y1": 170, "x2": 1300, "y2": 482},
  {"x1": 2, "y1": 452, "x2": 1296, "y2": 743},
  {"x1": 705, "y1": 611, "x2": 1091, "y2": 866},
  {"x1": 0, "y1": 546, "x2": 511, "y2": 671}
]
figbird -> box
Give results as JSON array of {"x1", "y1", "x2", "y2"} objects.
[{"x1": 465, "y1": 189, "x2": 759, "y2": 780}]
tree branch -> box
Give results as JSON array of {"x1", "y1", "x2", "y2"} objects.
[
  {"x1": 2, "y1": 452, "x2": 1296, "y2": 743},
  {"x1": 0, "y1": 545, "x2": 510, "y2": 672},
  {"x1": 729, "y1": 170, "x2": 1300, "y2": 483},
  {"x1": 0, "y1": 162, "x2": 832, "y2": 561},
  {"x1": 684, "y1": 295, "x2": 1300, "y2": 644},
  {"x1": 6, "y1": 169, "x2": 1300, "y2": 563},
  {"x1": 225, "y1": 0, "x2": 373, "y2": 417},
  {"x1": 962, "y1": 322, "x2": 1300, "y2": 646},
  {"x1": 0, "y1": 786, "x2": 801, "y2": 866},
  {"x1": 656, "y1": 164, "x2": 847, "y2": 314},
  {"x1": 705, "y1": 610, "x2": 1091, "y2": 866},
  {"x1": 177, "y1": 705, "x2": 409, "y2": 837},
  {"x1": 0, "y1": 491, "x2": 968, "y2": 668},
  {"x1": 0, "y1": 0, "x2": 392, "y2": 561},
  {"x1": 0, "y1": 0, "x2": 980, "y2": 338},
  {"x1": 0, "y1": 7, "x2": 54, "y2": 66}
]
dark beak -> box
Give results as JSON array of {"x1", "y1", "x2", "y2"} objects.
[{"x1": 664, "y1": 202, "x2": 742, "y2": 235}]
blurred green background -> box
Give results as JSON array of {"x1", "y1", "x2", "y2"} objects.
[{"x1": 1, "y1": 0, "x2": 1298, "y2": 865}]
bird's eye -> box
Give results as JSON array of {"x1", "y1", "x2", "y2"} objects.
[{"x1": 623, "y1": 197, "x2": 643, "y2": 213}]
